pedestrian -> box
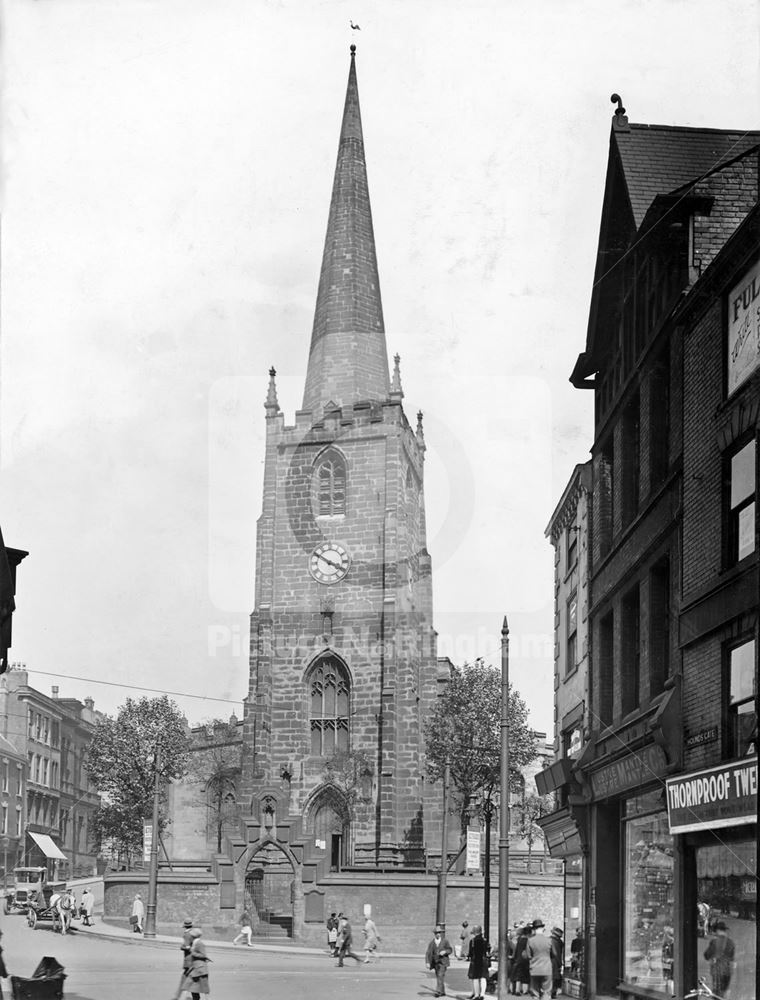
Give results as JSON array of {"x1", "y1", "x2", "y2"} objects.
[
  {"x1": 0, "y1": 928, "x2": 9, "y2": 999},
  {"x1": 569, "y1": 927, "x2": 583, "y2": 977},
  {"x1": 326, "y1": 911, "x2": 339, "y2": 955},
  {"x1": 180, "y1": 927, "x2": 211, "y2": 999},
  {"x1": 232, "y1": 908, "x2": 253, "y2": 946},
  {"x1": 131, "y1": 892, "x2": 144, "y2": 933},
  {"x1": 458, "y1": 919, "x2": 473, "y2": 960},
  {"x1": 512, "y1": 924, "x2": 532, "y2": 995},
  {"x1": 173, "y1": 919, "x2": 195, "y2": 1000},
  {"x1": 363, "y1": 913, "x2": 381, "y2": 963},
  {"x1": 527, "y1": 919, "x2": 552, "y2": 999},
  {"x1": 81, "y1": 887, "x2": 95, "y2": 926},
  {"x1": 466, "y1": 924, "x2": 491, "y2": 998},
  {"x1": 704, "y1": 919, "x2": 736, "y2": 999},
  {"x1": 549, "y1": 927, "x2": 564, "y2": 998},
  {"x1": 336, "y1": 913, "x2": 363, "y2": 966},
  {"x1": 425, "y1": 923, "x2": 454, "y2": 997},
  {"x1": 661, "y1": 924, "x2": 674, "y2": 997}
]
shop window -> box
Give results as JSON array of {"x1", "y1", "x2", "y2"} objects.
[
  {"x1": 621, "y1": 392, "x2": 640, "y2": 528},
  {"x1": 696, "y1": 839, "x2": 756, "y2": 1000},
  {"x1": 724, "y1": 439, "x2": 756, "y2": 565},
  {"x1": 315, "y1": 450, "x2": 347, "y2": 517},
  {"x1": 623, "y1": 790, "x2": 674, "y2": 991},
  {"x1": 621, "y1": 585, "x2": 641, "y2": 716},
  {"x1": 15, "y1": 807, "x2": 21, "y2": 837},
  {"x1": 566, "y1": 594, "x2": 578, "y2": 675},
  {"x1": 598, "y1": 612, "x2": 614, "y2": 727},
  {"x1": 308, "y1": 657, "x2": 350, "y2": 756},
  {"x1": 649, "y1": 557, "x2": 670, "y2": 698},
  {"x1": 726, "y1": 639, "x2": 757, "y2": 758}
]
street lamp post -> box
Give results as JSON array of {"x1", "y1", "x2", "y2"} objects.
[
  {"x1": 497, "y1": 616, "x2": 510, "y2": 1000},
  {"x1": 435, "y1": 761, "x2": 450, "y2": 928},
  {"x1": 482, "y1": 796, "x2": 494, "y2": 943},
  {"x1": 143, "y1": 742, "x2": 162, "y2": 939}
]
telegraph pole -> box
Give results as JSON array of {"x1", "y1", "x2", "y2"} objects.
[
  {"x1": 498, "y1": 616, "x2": 510, "y2": 1000},
  {"x1": 436, "y1": 761, "x2": 450, "y2": 927},
  {"x1": 143, "y1": 741, "x2": 162, "y2": 939}
]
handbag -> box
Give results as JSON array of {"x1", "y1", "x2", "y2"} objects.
[{"x1": 129, "y1": 915, "x2": 139, "y2": 925}]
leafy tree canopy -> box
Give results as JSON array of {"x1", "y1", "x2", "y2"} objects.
[
  {"x1": 84, "y1": 695, "x2": 190, "y2": 863},
  {"x1": 424, "y1": 659, "x2": 537, "y2": 831}
]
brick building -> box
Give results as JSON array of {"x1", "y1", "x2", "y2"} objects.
[
  {"x1": 0, "y1": 666, "x2": 103, "y2": 879},
  {"x1": 204, "y1": 46, "x2": 445, "y2": 932},
  {"x1": 536, "y1": 462, "x2": 592, "y2": 987},
  {"x1": 552, "y1": 100, "x2": 759, "y2": 1000}
]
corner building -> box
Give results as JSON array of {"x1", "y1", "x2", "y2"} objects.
[
  {"x1": 237, "y1": 45, "x2": 443, "y2": 910},
  {"x1": 568, "y1": 103, "x2": 758, "y2": 999}
]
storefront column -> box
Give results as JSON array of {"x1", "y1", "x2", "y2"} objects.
[{"x1": 673, "y1": 836, "x2": 696, "y2": 999}]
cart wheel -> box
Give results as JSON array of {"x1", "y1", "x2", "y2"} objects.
[
  {"x1": 27, "y1": 908, "x2": 37, "y2": 929},
  {"x1": 3, "y1": 898, "x2": 10, "y2": 915}
]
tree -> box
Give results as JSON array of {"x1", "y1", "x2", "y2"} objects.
[
  {"x1": 188, "y1": 718, "x2": 242, "y2": 853},
  {"x1": 515, "y1": 792, "x2": 554, "y2": 859},
  {"x1": 84, "y1": 695, "x2": 190, "y2": 868},
  {"x1": 322, "y1": 747, "x2": 374, "y2": 815},
  {"x1": 424, "y1": 659, "x2": 537, "y2": 833}
]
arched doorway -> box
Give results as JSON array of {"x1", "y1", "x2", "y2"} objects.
[
  {"x1": 307, "y1": 785, "x2": 350, "y2": 872},
  {"x1": 244, "y1": 841, "x2": 295, "y2": 939}
]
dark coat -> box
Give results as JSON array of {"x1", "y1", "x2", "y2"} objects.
[
  {"x1": 513, "y1": 933, "x2": 531, "y2": 982},
  {"x1": 467, "y1": 934, "x2": 490, "y2": 979},
  {"x1": 426, "y1": 935, "x2": 453, "y2": 970},
  {"x1": 181, "y1": 938, "x2": 211, "y2": 995},
  {"x1": 550, "y1": 932, "x2": 564, "y2": 977}
]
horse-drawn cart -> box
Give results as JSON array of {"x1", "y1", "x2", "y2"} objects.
[{"x1": 26, "y1": 885, "x2": 73, "y2": 934}]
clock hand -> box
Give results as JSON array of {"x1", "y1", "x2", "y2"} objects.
[{"x1": 319, "y1": 554, "x2": 343, "y2": 571}]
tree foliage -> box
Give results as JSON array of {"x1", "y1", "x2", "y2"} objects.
[
  {"x1": 188, "y1": 718, "x2": 242, "y2": 853},
  {"x1": 424, "y1": 659, "x2": 537, "y2": 832},
  {"x1": 84, "y1": 696, "x2": 190, "y2": 867},
  {"x1": 322, "y1": 748, "x2": 374, "y2": 815},
  {"x1": 515, "y1": 793, "x2": 554, "y2": 858}
]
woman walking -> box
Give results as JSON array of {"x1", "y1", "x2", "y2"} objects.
[
  {"x1": 466, "y1": 925, "x2": 491, "y2": 999},
  {"x1": 181, "y1": 927, "x2": 212, "y2": 999},
  {"x1": 512, "y1": 924, "x2": 532, "y2": 995}
]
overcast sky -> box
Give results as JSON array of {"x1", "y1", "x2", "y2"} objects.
[{"x1": 1, "y1": 0, "x2": 758, "y2": 737}]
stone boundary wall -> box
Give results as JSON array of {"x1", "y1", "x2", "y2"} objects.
[{"x1": 104, "y1": 870, "x2": 564, "y2": 951}]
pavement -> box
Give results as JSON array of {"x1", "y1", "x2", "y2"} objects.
[{"x1": 74, "y1": 915, "x2": 423, "y2": 958}]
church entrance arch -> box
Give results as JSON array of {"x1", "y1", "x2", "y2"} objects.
[
  {"x1": 306, "y1": 785, "x2": 350, "y2": 872},
  {"x1": 244, "y1": 841, "x2": 295, "y2": 939}
]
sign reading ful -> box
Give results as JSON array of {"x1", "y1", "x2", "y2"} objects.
[{"x1": 727, "y1": 257, "x2": 760, "y2": 395}]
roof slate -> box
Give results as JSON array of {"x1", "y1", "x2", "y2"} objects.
[{"x1": 615, "y1": 124, "x2": 760, "y2": 229}]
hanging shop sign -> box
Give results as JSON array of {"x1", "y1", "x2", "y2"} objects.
[
  {"x1": 589, "y1": 744, "x2": 668, "y2": 800},
  {"x1": 666, "y1": 756, "x2": 758, "y2": 834},
  {"x1": 727, "y1": 256, "x2": 760, "y2": 395}
]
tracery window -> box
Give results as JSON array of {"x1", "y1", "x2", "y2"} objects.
[
  {"x1": 315, "y1": 450, "x2": 346, "y2": 516},
  {"x1": 309, "y1": 659, "x2": 349, "y2": 756}
]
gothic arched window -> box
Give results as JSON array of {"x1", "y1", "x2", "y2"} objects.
[
  {"x1": 308, "y1": 658, "x2": 349, "y2": 756},
  {"x1": 315, "y1": 450, "x2": 347, "y2": 516}
]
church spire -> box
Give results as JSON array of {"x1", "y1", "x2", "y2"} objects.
[{"x1": 302, "y1": 45, "x2": 390, "y2": 413}]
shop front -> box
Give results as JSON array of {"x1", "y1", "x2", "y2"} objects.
[{"x1": 666, "y1": 757, "x2": 758, "y2": 1000}]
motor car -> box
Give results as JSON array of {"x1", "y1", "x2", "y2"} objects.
[{"x1": 3, "y1": 866, "x2": 47, "y2": 914}]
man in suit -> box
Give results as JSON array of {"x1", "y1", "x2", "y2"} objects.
[
  {"x1": 426, "y1": 924, "x2": 454, "y2": 997},
  {"x1": 336, "y1": 913, "x2": 363, "y2": 967}
]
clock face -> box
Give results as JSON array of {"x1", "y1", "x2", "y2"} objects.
[{"x1": 309, "y1": 543, "x2": 351, "y2": 584}]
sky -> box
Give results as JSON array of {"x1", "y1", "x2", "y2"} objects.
[{"x1": 1, "y1": 0, "x2": 758, "y2": 737}]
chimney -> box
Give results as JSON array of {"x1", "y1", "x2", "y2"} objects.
[
  {"x1": 84, "y1": 697, "x2": 94, "y2": 710},
  {"x1": 51, "y1": 686, "x2": 59, "y2": 699}
]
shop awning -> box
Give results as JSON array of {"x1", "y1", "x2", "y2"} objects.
[{"x1": 28, "y1": 832, "x2": 67, "y2": 861}]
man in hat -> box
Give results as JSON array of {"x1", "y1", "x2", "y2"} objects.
[
  {"x1": 336, "y1": 912, "x2": 362, "y2": 967},
  {"x1": 549, "y1": 927, "x2": 564, "y2": 998},
  {"x1": 527, "y1": 919, "x2": 552, "y2": 999},
  {"x1": 704, "y1": 920, "x2": 736, "y2": 998},
  {"x1": 426, "y1": 924, "x2": 454, "y2": 997}
]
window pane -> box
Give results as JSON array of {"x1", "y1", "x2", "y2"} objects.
[
  {"x1": 311, "y1": 722, "x2": 321, "y2": 756},
  {"x1": 568, "y1": 597, "x2": 578, "y2": 632},
  {"x1": 737, "y1": 502, "x2": 755, "y2": 560},
  {"x1": 324, "y1": 724, "x2": 335, "y2": 756},
  {"x1": 623, "y1": 808, "x2": 674, "y2": 990},
  {"x1": 730, "y1": 641, "x2": 756, "y2": 704},
  {"x1": 336, "y1": 687, "x2": 348, "y2": 717},
  {"x1": 731, "y1": 442, "x2": 755, "y2": 509},
  {"x1": 324, "y1": 679, "x2": 336, "y2": 717}
]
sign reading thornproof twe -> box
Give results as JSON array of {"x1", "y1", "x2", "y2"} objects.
[
  {"x1": 727, "y1": 257, "x2": 760, "y2": 395},
  {"x1": 466, "y1": 829, "x2": 481, "y2": 870},
  {"x1": 666, "y1": 757, "x2": 758, "y2": 834}
]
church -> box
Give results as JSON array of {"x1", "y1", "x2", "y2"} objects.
[{"x1": 236, "y1": 42, "x2": 445, "y2": 882}]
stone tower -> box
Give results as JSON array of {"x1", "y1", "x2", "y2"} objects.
[{"x1": 241, "y1": 47, "x2": 442, "y2": 868}]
